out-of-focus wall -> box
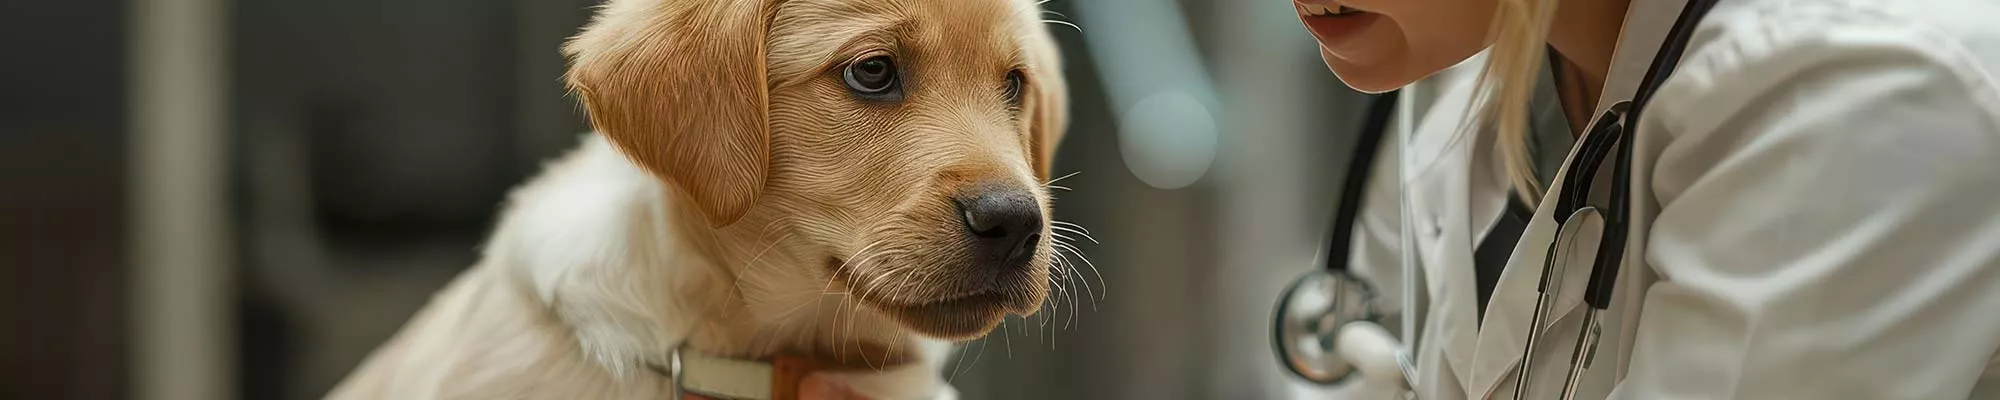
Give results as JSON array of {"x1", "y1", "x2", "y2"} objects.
[
  {"x1": 1, "y1": 1, "x2": 132, "y2": 399},
  {"x1": 228, "y1": 0, "x2": 595, "y2": 398}
]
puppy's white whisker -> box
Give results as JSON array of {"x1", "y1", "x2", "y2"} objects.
[
  {"x1": 851, "y1": 253, "x2": 902, "y2": 300},
  {"x1": 757, "y1": 217, "x2": 790, "y2": 242},
  {"x1": 875, "y1": 266, "x2": 914, "y2": 304},
  {"x1": 1001, "y1": 319, "x2": 1015, "y2": 359},
  {"x1": 1064, "y1": 257, "x2": 1082, "y2": 328},
  {"x1": 1051, "y1": 247, "x2": 1094, "y2": 307},
  {"x1": 898, "y1": 266, "x2": 942, "y2": 304},
  {"x1": 840, "y1": 241, "x2": 890, "y2": 271},
  {"x1": 815, "y1": 241, "x2": 888, "y2": 342},
  {"x1": 1051, "y1": 220, "x2": 1091, "y2": 234},
  {"x1": 1053, "y1": 241, "x2": 1106, "y2": 301},
  {"x1": 1036, "y1": 278, "x2": 1059, "y2": 327},
  {"x1": 1044, "y1": 170, "x2": 1081, "y2": 185},
  {"x1": 824, "y1": 295, "x2": 845, "y2": 354},
  {"x1": 1046, "y1": 277, "x2": 1066, "y2": 313},
  {"x1": 893, "y1": 265, "x2": 941, "y2": 304},
  {"x1": 730, "y1": 232, "x2": 797, "y2": 296},
  {"x1": 1054, "y1": 252, "x2": 1094, "y2": 314},
  {"x1": 843, "y1": 292, "x2": 864, "y2": 357},
  {"x1": 847, "y1": 248, "x2": 903, "y2": 279},
  {"x1": 1051, "y1": 224, "x2": 1099, "y2": 244},
  {"x1": 856, "y1": 324, "x2": 877, "y2": 370},
  {"x1": 1044, "y1": 306, "x2": 1057, "y2": 347},
  {"x1": 1047, "y1": 313, "x2": 1059, "y2": 350},
  {"x1": 966, "y1": 337, "x2": 990, "y2": 377},
  {"x1": 821, "y1": 241, "x2": 888, "y2": 297},
  {"x1": 1049, "y1": 231, "x2": 1083, "y2": 246},
  {"x1": 947, "y1": 340, "x2": 975, "y2": 383},
  {"x1": 829, "y1": 296, "x2": 850, "y2": 353},
  {"x1": 770, "y1": 293, "x2": 826, "y2": 321},
  {"x1": 864, "y1": 261, "x2": 924, "y2": 305},
  {"x1": 843, "y1": 248, "x2": 907, "y2": 302},
  {"x1": 837, "y1": 247, "x2": 907, "y2": 356},
  {"x1": 878, "y1": 332, "x2": 907, "y2": 372},
  {"x1": 1055, "y1": 257, "x2": 1076, "y2": 329}
]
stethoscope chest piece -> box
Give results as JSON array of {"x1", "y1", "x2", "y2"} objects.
[{"x1": 1273, "y1": 268, "x2": 1380, "y2": 384}]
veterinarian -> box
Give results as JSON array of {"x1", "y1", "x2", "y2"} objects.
[{"x1": 1271, "y1": 0, "x2": 2000, "y2": 398}]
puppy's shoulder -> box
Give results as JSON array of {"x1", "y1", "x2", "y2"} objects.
[
  {"x1": 328, "y1": 266, "x2": 674, "y2": 400},
  {"x1": 334, "y1": 135, "x2": 697, "y2": 399},
  {"x1": 502, "y1": 133, "x2": 660, "y2": 217},
  {"x1": 485, "y1": 135, "x2": 673, "y2": 294}
]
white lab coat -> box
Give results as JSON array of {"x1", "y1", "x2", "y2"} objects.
[{"x1": 1338, "y1": 0, "x2": 2000, "y2": 398}]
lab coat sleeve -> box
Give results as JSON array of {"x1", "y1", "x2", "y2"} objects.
[{"x1": 1613, "y1": 17, "x2": 2000, "y2": 399}]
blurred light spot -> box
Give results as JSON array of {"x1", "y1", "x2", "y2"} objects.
[
  {"x1": 1068, "y1": 0, "x2": 1221, "y2": 190},
  {"x1": 1118, "y1": 91, "x2": 1216, "y2": 190}
]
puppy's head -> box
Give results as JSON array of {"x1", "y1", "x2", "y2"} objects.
[{"x1": 566, "y1": 0, "x2": 1068, "y2": 340}]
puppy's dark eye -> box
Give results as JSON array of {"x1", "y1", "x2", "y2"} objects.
[
  {"x1": 1003, "y1": 70, "x2": 1025, "y2": 105},
  {"x1": 843, "y1": 56, "x2": 901, "y2": 99}
]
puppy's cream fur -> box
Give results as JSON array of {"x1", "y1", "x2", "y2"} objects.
[{"x1": 329, "y1": 0, "x2": 1068, "y2": 398}]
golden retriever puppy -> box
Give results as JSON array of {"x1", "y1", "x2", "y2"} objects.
[{"x1": 326, "y1": 0, "x2": 1070, "y2": 398}]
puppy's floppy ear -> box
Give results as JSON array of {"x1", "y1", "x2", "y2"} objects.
[
  {"x1": 565, "y1": 0, "x2": 772, "y2": 227},
  {"x1": 1024, "y1": 31, "x2": 1069, "y2": 180}
]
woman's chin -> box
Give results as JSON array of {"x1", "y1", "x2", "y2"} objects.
[{"x1": 1320, "y1": 46, "x2": 1413, "y2": 94}]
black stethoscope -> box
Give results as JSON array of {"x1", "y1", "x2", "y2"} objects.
[{"x1": 1271, "y1": 0, "x2": 1717, "y2": 398}]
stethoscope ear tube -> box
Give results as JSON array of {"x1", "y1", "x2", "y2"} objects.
[
  {"x1": 1579, "y1": 0, "x2": 1721, "y2": 311},
  {"x1": 1321, "y1": 91, "x2": 1402, "y2": 271},
  {"x1": 1538, "y1": 108, "x2": 1627, "y2": 294},
  {"x1": 1271, "y1": 90, "x2": 1404, "y2": 386},
  {"x1": 1581, "y1": 110, "x2": 1630, "y2": 310}
]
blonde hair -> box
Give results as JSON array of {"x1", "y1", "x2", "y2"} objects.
[{"x1": 1476, "y1": 0, "x2": 1562, "y2": 207}]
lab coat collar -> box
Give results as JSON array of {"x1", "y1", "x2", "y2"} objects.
[
  {"x1": 1594, "y1": 0, "x2": 1697, "y2": 118},
  {"x1": 1439, "y1": 119, "x2": 1485, "y2": 395},
  {"x1": 1463, "y1": 0, "x2": 1689, "y2": 397},
  {"x1": 1397, "y1": 58, "x2": 1490, "y2": 396},
  {"x1": 1464, "y1": 138, "x2": 1604, "y2": 399},
  {"x1": 1403, "y1": 53, "x2": 1491, "y2": 180}
]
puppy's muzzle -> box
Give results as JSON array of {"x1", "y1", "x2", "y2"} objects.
[{"x1": 955, "y1": 182, "x2": 1044, "y2": 270}]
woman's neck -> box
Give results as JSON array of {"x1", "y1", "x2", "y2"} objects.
[{"x1": 1546, "y1": 0, "x2": 1633, "y2": 135}]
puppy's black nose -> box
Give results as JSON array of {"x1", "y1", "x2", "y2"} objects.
[{"x1": 957, "y1": 184, "x2": 1044, "y2": 266}]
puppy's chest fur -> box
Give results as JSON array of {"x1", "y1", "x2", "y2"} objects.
[{"x1": 329, "y1": 136, "x2": 948, "y2": 399}]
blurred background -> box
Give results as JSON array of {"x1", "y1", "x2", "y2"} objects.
[{"x1": 0, "y1": 0, "x2": 1379, "y2": 399}]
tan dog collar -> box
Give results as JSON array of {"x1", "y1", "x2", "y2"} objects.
[
  {"x1": 670, "y1": 344, "x2": 921, "y2": 400},
  {"x1": 671, "y1": 347, "x2": 815, "y2": 400}
]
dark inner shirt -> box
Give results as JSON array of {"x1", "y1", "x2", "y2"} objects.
[{"x1": 1471, "y1": 55, "x2": 1575, "y2": 322}]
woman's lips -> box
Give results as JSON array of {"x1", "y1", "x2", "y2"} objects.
[
  {"x1": 1298, "y1": 10, "x2": 1384, "y2": 53},
  {"x1": 1295, "y1": 0, "x2": 1359, "y2": 16}
]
